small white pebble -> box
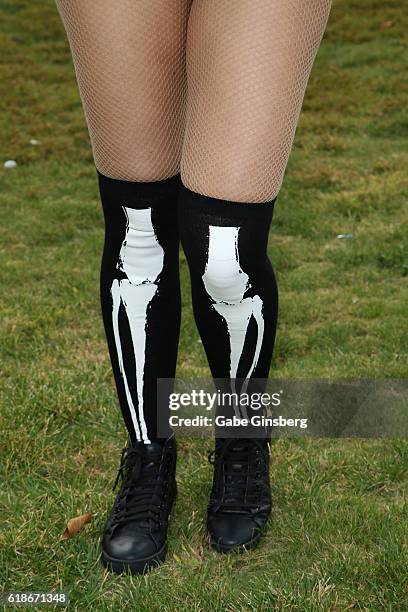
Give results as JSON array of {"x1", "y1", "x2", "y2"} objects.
[
  {"x1": 29, "y1": 139, "x2": 40, "y2": 146},
  {"x1": 336, "y1": 233, "x2": 353, "y2": 239},
  {"x1": 4, "y1": 160, "x2": 17, "y2": 169}
]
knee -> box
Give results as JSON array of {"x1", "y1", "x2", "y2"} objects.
[
  {"x1": 183, "y1": 224, "x2": 252, "y2": 304},
  {"x1": 117, "y1": 207, "x2": 165, "y2": 286},
  {"x1": 202, "y1": 259, "x2": 249, "y2": 305},
  {"x1": 181, "y1": 158, "x2": 282, "y2": 204},
  {"x1": 94, "y1": 138, "x2": 180, "y2": 183},
  {"x1": 178, "y1": 185, "x2": 275, "y2": 302}
]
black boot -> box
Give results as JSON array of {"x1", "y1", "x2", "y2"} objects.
[
  {"x1": 207, "y1": 438, "x2": 271, "y2": 553},
  {"x1": 101, "y1": 436, "x2": 177, "y2": 574}
]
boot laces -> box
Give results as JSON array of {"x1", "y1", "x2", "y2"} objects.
[
  {"x1": 110, "y1": 445, "x2": 169, "y2": 531},
  {"x1": 208, "y1": 438, "x2": 268, "y2": 513}
]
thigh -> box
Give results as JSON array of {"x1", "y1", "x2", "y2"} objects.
[
  {"x1": 181, "y1": 0, "x2": 331, "y2": 202},
  {"x1": 56, "y1": 0, "x2": 192, "y2": 181}
]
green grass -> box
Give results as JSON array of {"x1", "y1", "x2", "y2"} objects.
[{"x1": 1, "y1": 0, "x2": 408, "y2": 610}]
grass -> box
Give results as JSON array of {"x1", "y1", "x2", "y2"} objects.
[{"x1": 1, "y1": 0, "x2": 408, "y2": 610}]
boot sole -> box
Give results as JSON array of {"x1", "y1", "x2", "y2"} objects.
[{"x1": 101, "y1": 481, "x2": 177, "y2": 575}]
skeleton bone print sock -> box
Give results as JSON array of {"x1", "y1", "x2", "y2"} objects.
[
  {"x1": 98, "y1": 172, "x2": 181, "y2": 444},
  {"x1": 178, "y1": 185, "x2": 278, "y2": 418}
]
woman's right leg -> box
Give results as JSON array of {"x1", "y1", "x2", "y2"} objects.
[
  {"x1": 55, "y1": 0, "x2": 192, "y2": 574},
  {"x1": 56, "y1": 0, "x2": 190, "y2": 182},
  {"x1": 55, "y1": 0, "x2": 192, "y2": 445}
]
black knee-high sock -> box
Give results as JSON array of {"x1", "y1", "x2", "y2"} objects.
[
  {"x1": 98, "y1": 172, "x2": 181, "y2": 445},
  {"x1": 178, "y1": 185, "x2": 278, "y2": 411}
]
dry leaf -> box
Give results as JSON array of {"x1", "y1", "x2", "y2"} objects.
[
  {"x1": 61, "y1": 512, "x2": 93, "y2": 540},
  {"x1": 380, "y1": 20, "x2": 394, "y2": 30}
]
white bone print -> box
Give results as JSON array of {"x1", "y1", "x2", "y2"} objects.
[
  {"x1": 202, "y1": 226, "x2": 264, "y2": 417},
  {"x1": 110, "y1": 207, "x2": 164, "y2": 443}
]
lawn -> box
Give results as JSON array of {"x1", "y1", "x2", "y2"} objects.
[{"x1": 0, "y1": 0, "x2": 407, "y2": 610}]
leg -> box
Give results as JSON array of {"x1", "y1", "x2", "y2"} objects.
[
  {"x1": 179, "y1": 0, "x2": 331, "y2": 552},
  {"x1": 180, "y1": 0, "x2": 331, "y2": 389},
  {"x1": 55, "y1": 0, "x2": 191, "y2": 574},
  {"x1": 99, "y1": 174, "x2": 182, "y2": 445},
  {"x1": 179, "y1": 190, "x2": 278, "y2": 386},
  {"x1": 182, "y1": 0, "x2": 331, "y2": 202},
  {"x1": 56, "y1": 0, "x2": 191, "y2": 181},
  {"x1": 56, "y1": 0, "x2": 192, "y2": 444}
]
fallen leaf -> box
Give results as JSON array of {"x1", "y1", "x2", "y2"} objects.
[
  {"x1": 380, "y1": 20, "x2": 394, "y2": 30},
  {"x1": 61, "y1": 512, "x2": 93, "y2": 540}
]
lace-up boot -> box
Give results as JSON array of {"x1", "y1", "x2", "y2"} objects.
[
  {"x1": 207, "y1": 438, "x2": 271, "y2": 553},
  {"x1": 101, "y1": 436, "x2": 177, "y2": 574}
]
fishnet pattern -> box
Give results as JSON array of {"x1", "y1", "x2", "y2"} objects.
[
  {"x1": 55, "y1": 0, "x2": 192, "y2": 182},
  {"x1": 181, "y1": 0, "x2": 331, "y2": 202}
]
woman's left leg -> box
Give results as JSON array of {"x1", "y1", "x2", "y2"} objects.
[{"x1": 179, "y1": 0, "x2": 331, "y2": 552}]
